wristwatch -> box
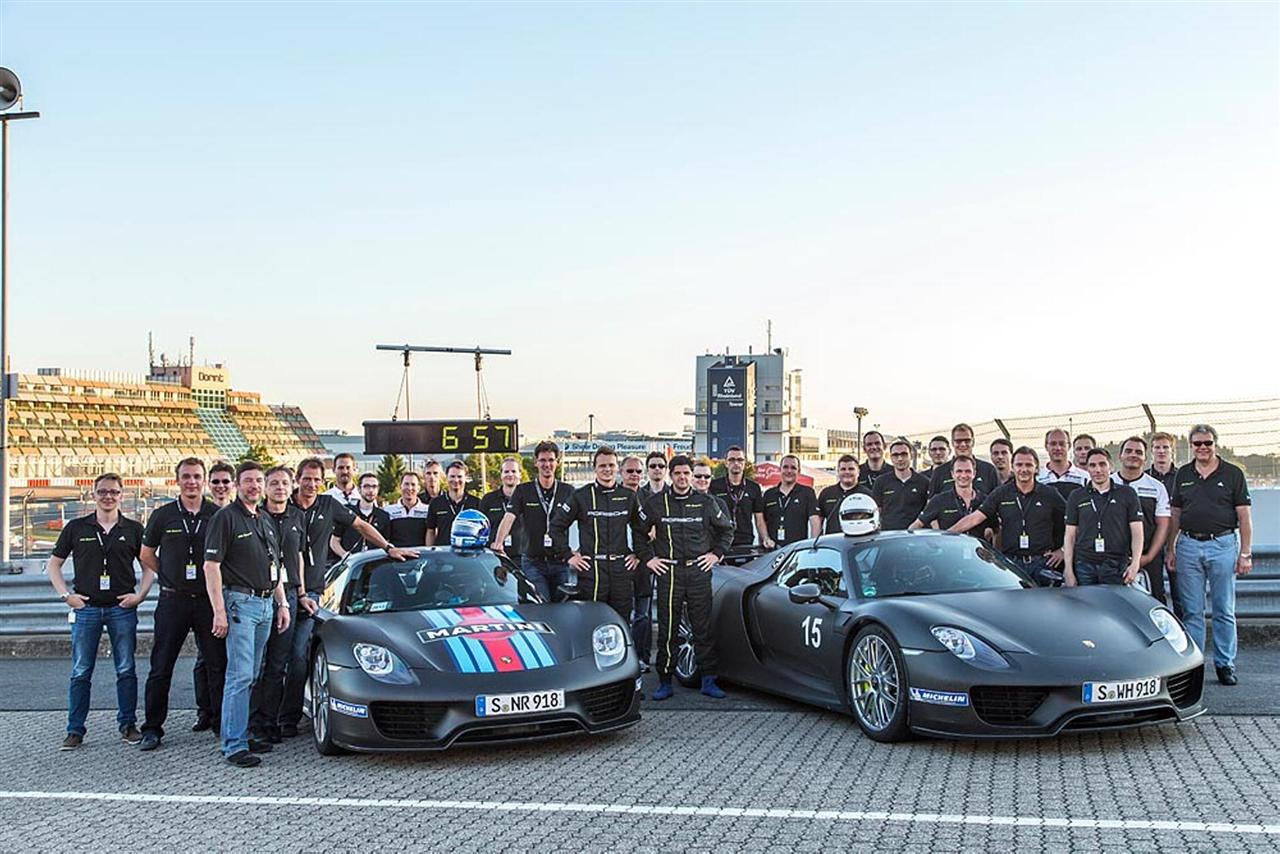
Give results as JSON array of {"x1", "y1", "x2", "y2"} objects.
[
  {"x1": 1240, "y1": 553, "x2": 1252, "y2": 559},
  {"x1": 58, "y1": 592, "x2": 70, "y2": 601}
]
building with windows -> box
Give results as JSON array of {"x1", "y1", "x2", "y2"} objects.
[{"x1": 693, "y1": 350, "x2": 802, "y2": 463}]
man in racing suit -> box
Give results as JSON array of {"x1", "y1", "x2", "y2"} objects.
[
  {"x1": 550, "y1": 446, "x2": 644, "y2": 621},
  {"x1": 635, "y1": 455, "x2": 735, "y2": 701}
]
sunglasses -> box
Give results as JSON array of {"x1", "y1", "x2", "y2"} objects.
[
  {"x1": 623, "y1": 469, "x2": 642, "y2": 474},
  {"x1": 648, "y1": 463, "x2": 666, "y2": 469},
  {"x1": 210, "y1": 479, "x2": 232, "y2": 485},
  {"x1": 1192, "y1": 440, "x2": 1214, "y2": 447},
  {"x1": 692, "y1": 474, "x2": 711, "y2": 480}
]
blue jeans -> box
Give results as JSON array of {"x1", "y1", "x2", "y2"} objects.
[
  {"x1": 1175, "y1": 532, "x2": 1239, "y2": 669},
  {"x1": 1075, "y1": 559, "x2": 1126, "y2": 586},
  {"x1": 221, "y1": 591, "x2": 274, "y2": 756},
  {"x1": 521, "y1": 556, "x2": 569, "y2": 602},
  {"x1": 281, "y1": 592, "x2": 320, "y2": 727},
  {"x1": 67, "y1": 605, "x2": 138, "y2": 736}
]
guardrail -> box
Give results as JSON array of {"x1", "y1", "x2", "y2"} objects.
[{"x1": 3, "y1": 546, "x2": 1278, "y2": 636}]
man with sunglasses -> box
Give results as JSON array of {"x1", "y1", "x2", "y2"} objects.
[
  {"x1": 762, "y1": 455, "x2": 820, "y2": 547},
  {"x1": 1167, "y1": 425, "x2": 1253, "y2": 685},
  {"x1": 692, "y1": 460, "x2": 731, "y2": 517},
  {"x1": 927, "y1": 423, "x2": 1000, "y2": 498},
  {"x1": 620, "y1": 456, "x2": 645, "y2": 492},
  {"x1": 191, "y1": 460, "x2": 236, "y2": 732},
  {"x1": 47, "y1": 472, "x2": 147, "y2": 750},
  {"x1": 708, "y1": 445, "x2": 768, "y2": 549}
]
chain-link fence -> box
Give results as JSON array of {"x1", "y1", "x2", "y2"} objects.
[
  {"x1": 893, "y1": 398, "x2": 1280, "y2": 485},
  {"x1": 7, "y1": 489, "x2": 178, "y2": 558}
]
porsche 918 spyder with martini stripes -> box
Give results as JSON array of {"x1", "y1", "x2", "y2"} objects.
[{"x1": 305, "y1": 537, "x2": 641, "y2": 754}]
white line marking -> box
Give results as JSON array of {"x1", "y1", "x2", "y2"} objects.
[{"x1": 0, "y1": 790, "x2": 1275, "y2": 836}]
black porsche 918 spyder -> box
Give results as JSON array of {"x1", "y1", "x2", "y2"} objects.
[
  {"x1": 674, "y1": 530, "x2": 1205, "y2": 741},
  {"x1": 305, "y1": 548, "x2": 641, "y2": 754}
]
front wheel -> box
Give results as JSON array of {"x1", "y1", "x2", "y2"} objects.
[
  {"x1": 674, "y1": 607, "x2": 700, "y2": 688},
  {"x1": 847, "y1": 625, "x2": 910, "y2": 742},
  {"x1": 311, "y1": 646, "x2": 346, "y2": 756}
]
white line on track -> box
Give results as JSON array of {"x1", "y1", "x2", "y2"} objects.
[{"x1": 0, "y1": 791, "x2": 1276, "y2": 836}]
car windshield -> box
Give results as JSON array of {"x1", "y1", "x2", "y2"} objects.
[
  {"x1": 850, "y1": 534, "x2": 1033, "y2": 598},
  {"x1": 345, "y1": 551, "x2": 532, "y2": 614}
]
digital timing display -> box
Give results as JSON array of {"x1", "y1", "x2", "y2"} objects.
[{"x1": 363, "y1": 420, "x2": 519, "y2": 455}]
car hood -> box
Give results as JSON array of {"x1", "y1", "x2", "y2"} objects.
[
  {"x1": 889, "y1": 586, "x2": 1166, "y2": 657},
  {"x1": 336, "y1": 602, "x2": 617, "y2": 673}
]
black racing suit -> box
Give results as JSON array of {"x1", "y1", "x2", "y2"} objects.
[
  {"x1": 635, "y1": 488, "x2": 734, "y2": 680},
  {"x1": 550, "y1": 481, "x2": 644, "y2": 621}
]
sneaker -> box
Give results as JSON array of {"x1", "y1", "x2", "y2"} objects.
[
  {"x1": 652, "y1": 680, "x2": 674, "y2": 701},
  {"x1": 120, "y1": 725, "x2": 142, "y2": 745},
  {"x1": 247, "y1": 738, "x2": 274, "y2": 754},
  {"x1": 700, "y1": 676, "x2": 726, "y2": 699},
  {"x1": 139, "y1": 733, "x2": 161, "y2": 751},
  {"x1": 60, "y1": 733, "x2": 83, "y2": 751},
  {"x1": 280, "y1": 723, "x2": 299, "y2": 739},
  {"x1": 191, "y1": 717, "x2": 212, "y2": 733},
  {"x1": 1216, "y1": 666, "x2": 1238, "y2": 686},
  {"x1": 225, "y1": 750, "x2": 261, "y2": 768}
]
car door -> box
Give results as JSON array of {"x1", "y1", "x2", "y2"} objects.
[{"x1": 749, "y1": 547, "x2": 848, "y2": 692}]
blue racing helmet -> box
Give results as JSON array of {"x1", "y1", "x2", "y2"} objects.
[{"x1": 450, "y1": 508, "x2": 490, "y2": 550}]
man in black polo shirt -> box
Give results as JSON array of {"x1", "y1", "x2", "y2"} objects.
[
  {"x1": 818, "y1": 455, "x2": 872, "y2": 534},
  {"x1": 921, "y1": 435, "x2": 951, "y2": 479},
  {"x1": 480, "y1": 457, "x2": 524, "y2": 558},
  {"x1": 871, "y1": 439, "x2": 930, "y2": 531},
  {"x1": 1063, "y1": 448, "x2": 1143, "y2": 587},
  {"x1": 928, "y1": 423, "x2": 1000, "y2": 498},
  {"x1": 950, "y1": 447, "x2": 1066, "y2": 585},
  {"x1": 859, "y1": 431, "x2": 892, "y2": 489},
  {"x1": 990, "y1": 438, "x2": 1015, "y2": 487},
  {"x1": 762, "y1": 455, "x2": 820, "y2": 547},
  {"x1": 425, "y1": 460, "x2": 482, "y2": 546},
  {"x1": 138, "y1": 458, "x2": 222, "y2": 750},
  {"x1": 911, "y1": 455, "x2": 987, "y2": 537},
  {"x1": 1148, "y1": 432, "x2": 1180, "y2": 499},
  {"x1": 493, "y1": 441, "x2": 576, "y2": 601},
  {"x1": 204, "y1": 461, "x2": 291, "y2": 768},
  {"x1": 47, "y1": 472, "x2": 146, "y2": 751},
  {"x1": 330, "y1": 472, "x2": 393, "y2": 560},
  {"x1": 708, "y1": 445, "x2": 768, "y2": 549},
  {"x1": 1167, "y1": 424, "x2": 1253, "y2": 685}
]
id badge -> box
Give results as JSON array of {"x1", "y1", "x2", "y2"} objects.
[
  {"x1": 269, "y1": 562, "x2": 279, "y2": 583},
  {"x1": 185, "y1": 563, "x2": 198, "y2": 581},
  {"x1": 1018, "y1": 533, "x2": 1030, "y2": 551},
  {"x1": 1094, "y1": 536, "x2": 1106, "y2": 553},
  {"x1": 543, "y1": 534, "x2": 553, "y2": 548},
  {"x1": 99, "y1": 574, "x2": 111, "y2": 591},
  {"x1": 504, "y1": 535, "x2": 512, "y2": 547},
  {"x1": 777, "y1": 527, "x2": 785, "y2": 541}
]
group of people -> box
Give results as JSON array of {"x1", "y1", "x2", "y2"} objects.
[{"x1": 46, "y1": 420, "x2": 1255, "y2": 765}]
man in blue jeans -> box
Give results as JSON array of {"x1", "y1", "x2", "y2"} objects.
[
  {"x1": 1167, "y1": 425, "x2": 1254, "y2": 685},
  {"x1": 47, "y1": 472, "x2": 146, "y2": 750},
  {"x1": 203, "y1": 461, "x2": 291, "y2": 768},
  {"x1": 493, "y1": 440, "x2": 575, "y2": 601}
]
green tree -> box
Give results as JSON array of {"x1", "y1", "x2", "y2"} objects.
[
  {"x1": 376, "y1": 453, "x2": 408, "y2": 501},
  {"x1": 520, "y1": 454, "x2": 562, "y2": 482},
  {"x1": 238, "y1": 444, "x2": 277, "y2": 469},
  {"x1": 462, "y1": 453, "x2": 520, "y2": 496},
  {"x1": 711, "y1": 459, "x2": 756, "y2": 480}
]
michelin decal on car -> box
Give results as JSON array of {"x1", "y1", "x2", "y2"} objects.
[
  {"x1": 908, "y1": 687, "x2": 970, "y2": 707},
  {"x1": 329, "y1": 698, "x2": 369, "y2": 718}
]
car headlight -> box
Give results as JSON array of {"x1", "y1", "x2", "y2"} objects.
[
  {"x1": 593, "y1": 624, "x2": 627, "y2": 670},
  {"x1": 1149, "y1": 608, "x2": 1190, "y2": 654},
  {"x1": 931, "y1": 626, "x2": 1009, "y2": 670},
  {"x1": 353, "y1": 643, "x2": 415, "y2": 684}
]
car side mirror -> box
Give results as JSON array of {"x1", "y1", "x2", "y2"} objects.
[{"x1": 789, "y1": 582, "x2": 822, "y2": 605}]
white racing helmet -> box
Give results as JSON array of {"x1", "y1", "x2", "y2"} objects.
[{"x1": 839, "y1": 493, "x2": 880, "y2": 537}]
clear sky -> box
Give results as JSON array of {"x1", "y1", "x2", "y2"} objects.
[{"x1": 2, "y1": 1, "x2": 1276, "y2": 440}]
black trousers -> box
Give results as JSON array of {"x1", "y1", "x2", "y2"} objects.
[
  {"x1": 142, "y1": 589, "x2": 225, "y2": 737},
  {"x1": 249, "y1": 593, "x2": 297, "y2": 736},
  {"x1": 654, "y1": 563, "x2": 715, "y2": 679},
  {"x1": 193, "y1": 654, "x2": 212, "y2": 722},
  {"x1": 633, "y1": 570, "x2": 653, "y2": 664},
  {"x1": 577, "y1": 558, "x2": 636, "y2": 624}
]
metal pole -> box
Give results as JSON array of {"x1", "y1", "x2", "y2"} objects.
[
  {"x1": 475, "y1": 351, "x2": 486, "y2": 493},
  {"x1": 1, "y1": 120, "x2": 9, "y2": 561}
]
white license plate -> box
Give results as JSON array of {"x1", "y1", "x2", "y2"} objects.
[
  {"x1": 1082, "y1": 677, "x2": 1161, "y2": 704},
  {"x1": 475, "y1": 689, "x2": 565, "y2": 717}
]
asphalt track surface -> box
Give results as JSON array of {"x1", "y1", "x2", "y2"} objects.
[{"x1": 3, "y1": 648, "x2": 1280, "y2": 852}]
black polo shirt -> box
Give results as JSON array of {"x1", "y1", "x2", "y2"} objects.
[
  {"x1": 871, "y1": 471, "x2": 931, "y2": 531},
  {"x1": 977, "y1": 481, "x2": 1067, "y2": 557},
  {"x1": 205, "y1": 500, "x2": 281, "y2": 591},
  {"x1": 859, "y1": 462, "x2": 893, "y2": 490},
  {"x1": 761, "y1": 483, "x2": 819, "y2": 546},
  {"x1": 479, "y1": 488, "x2": 523, "y2": 555},
  {"x1": 1065, "y1": 482, "x2": 1142, "y2": 563},
  {"x1": 334, "y1": 503, "x2": 392, "y2": 558},
  {"x1": 266, "y1": 504, "x2": 305, "y2": 589},
  {"x1": 818, "y1": 483, "x2": 873, "y2": 534},
  {"x1": 142, "y1": 498, "x2": 218, "y2": 594},
  {"x1": 1171, "y1": 458, "x2": 1251, "y2": 537},
  {"x1": 918, "y1": 489, "x2": 987, "y2": 536},
  {"x1": 927, "y1": 459, "x2": 1001, "y2": 498},
  {"x1": 426, "y1": 492, "x2": 482, "y2": 544},
  {"x1": 52, "y1": 513, "x2": 144, "y2": 607},
  {"x1": 708, "y1": 476, "x2": 764, "y2": 547},
  {"x1": 385, "y1": 499, "x2": 432, "y2": 547},
  {"x1": 292, "y1": 494, "x2": 358, "y2": 590},
  {"x1": 509, "y1": 480, "x2": 576, "y2": 559},
  {"x1": 1147, "y1": 464, "x2": 1179, "y2": 506}
]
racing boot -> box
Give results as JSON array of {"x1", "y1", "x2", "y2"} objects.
[
  {"x1": 700, "y1": 676, "x2": 726, "y2": 699},
  {"x1": 652, "y1": 680, "x2": 674, "y2": 701}
]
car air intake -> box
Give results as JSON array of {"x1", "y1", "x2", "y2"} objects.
[
  {"x1": 370, "y1": 702, "x2": 449, "y2": 740},
  {"x1": 971, "y1": 686, "x2": 1050, "y2": 725},
  {"x1": 1165, "y1": 667, "x2": 1204, "y2": 709},
  {"x1": 573, "y1": 679, "x2": 635, "y2": 723}
]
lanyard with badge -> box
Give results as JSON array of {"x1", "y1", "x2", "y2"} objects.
[
  {"x1": 501, "y1": 493, "x2": 514, "y2": 547},
  {"x1": 1014, "y1": 492, "x2": 1033, "y2": 552},
  {"x1": 95, "y1": 528, "x2": 112, "y2": 591},
  {"x1": 1088, "y1": 489, "x2": 1111, "y2": 553},
  {"x1": 301, "y1": 503, "x2": 319, "y2": 571},
  {"x1": 776, "y1": 488, "x2": 797, "y2": 541},
  {"x1": 538, "y1": 483, "x2": 557, "y2": 548},
  {"x1": 180, "y1": 507, "x2": 204, "y2": 582},
  {"x1": 252, "y1": 511, "x2": 281, "y2": 586}
]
